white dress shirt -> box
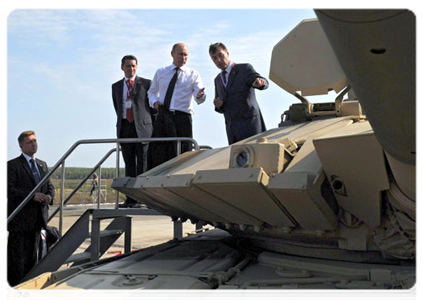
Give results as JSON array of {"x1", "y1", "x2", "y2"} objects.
[
  {"x1": 122, "y1": 75, "x2": 136, "y2": 119},
  {"x1": 221, "y1": 61, "x2": 234, "y2": 87},
  {"x1": 22, "y1": 152, "x2": 41, "y2": 174},
  {"x1": 22, "y1": 152, "x2": 52, "y2": 202},
  {"x1": 148, "y1": 64, "x2": 206, "y2": 114}
]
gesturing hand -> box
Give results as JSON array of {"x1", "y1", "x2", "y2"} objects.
[
  {"x1": 252, "y1": 77, "x2": 266, "y2": 88},
  {"x1": 196, "y1": 87, "x2": 205, "y2": 100}
]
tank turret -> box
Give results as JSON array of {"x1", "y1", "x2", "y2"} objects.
[{"x1": 113, "y1": 15, "x2": 415, "y2": 263}]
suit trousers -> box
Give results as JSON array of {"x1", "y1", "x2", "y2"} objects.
[
  {"x1": 120, "y1": 119, "x2": 149, "y2": 177},
  {"x1": 170, "y1": 110, "x2": 193, "y2": 154},
  {"x1": 148, "y1": 109, "x2": 193, "y2": 169},
  {"x1": 227, "y1": 115, "x2": 264, "y2": 145},
  {"x1": 8, "y1": 227, "x2": 41, "y2": 286}
]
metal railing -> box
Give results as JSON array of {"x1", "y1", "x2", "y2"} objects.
[
  {"x1": 8, "y1": 137, "x2": 201, "y2": 230},
  {"x1": 48, "y1": 148, "x2": 117, "y2": 233}
]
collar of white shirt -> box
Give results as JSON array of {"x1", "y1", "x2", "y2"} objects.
[
  {"x1": 125, "y1": 75, "x2": 137, "y2": 82},
  {"x1": 225, "y1": 61, "x2": 234, "y2": 74},
  {"x1": 22, "y1": 152, "x2": 36, "y2": 164},
  {"x1": 171, "y1": 64, "x2": 186, "y2": 73}
]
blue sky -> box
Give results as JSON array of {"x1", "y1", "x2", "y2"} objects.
[{"x1": 6, "y1": 8, "x2": 322, "y2": 167}]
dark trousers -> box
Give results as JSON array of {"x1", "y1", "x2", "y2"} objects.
[
  {"x1": 149, "y1": 109, "x2": 192, "y2": 169},
  {"x1": 120, "y1": 120, "x2": 148, "y2": 203},
  {"x1": 8, "y1": 228, "x2": 41, "y2": 286},
  {"x1": 226, "y1": 115, "x2": 265, "y2": 145},
  {"x1": 171, "y1": 110, "x2": 193, "y2": 154},
  {"x1": 120, "y1": 119, "x2": 149, "y2": 177}
]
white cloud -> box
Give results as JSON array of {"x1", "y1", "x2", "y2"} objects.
[{"x1": 8, "y1": 10, "x2": 75, "y2": 44}]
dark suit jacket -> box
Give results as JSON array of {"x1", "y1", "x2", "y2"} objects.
[
  {"x1": 7, "y1": 155, "x2": 55, "y2": 232},
  {"x1": 112, "y1": 76, "x2": 154, "y2": 140},
  {"x1": 214, "y1": 63, "x2": 268, "y2": 144}
]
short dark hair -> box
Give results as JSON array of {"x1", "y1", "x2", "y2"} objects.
[
  {"x1": 18, "y1": 130, "x2": 35, "y2": 145},
  {"x1": 209, "y1": 43, "x2": 228, "y2": 54},
  {"x1": 172, "y1": 43, "x2": 188, "y2": 52},
  {"x1": 121, "y1": 55, "x2": 138, "y2": 66}
]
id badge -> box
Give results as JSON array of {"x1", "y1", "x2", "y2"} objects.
[{"x1": 125, "y1": 100, "x2": 132, "y2": 109}]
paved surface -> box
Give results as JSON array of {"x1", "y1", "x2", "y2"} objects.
[{"x1": 48, "y1": 204, "x2": 203, "y2": 259}]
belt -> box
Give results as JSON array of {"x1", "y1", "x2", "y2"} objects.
[
  {"x1": 161, "y1": 107, "x2": 190, "y2": 116},
  {"x1": 168, "y1": 110, "x2": 190, "y2": 115}
]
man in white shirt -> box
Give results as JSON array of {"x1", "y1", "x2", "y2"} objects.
[{"x1": 148, "y1": 43, "x2": 206, "y2": 167}]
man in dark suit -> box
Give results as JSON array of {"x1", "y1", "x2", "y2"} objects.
[
  {"x1": 7, "y1": 130, "x2": 55, "y2": 286},
  {"x1": 112, "y1": 55, "x2": 154, "y2": 207},
  {"x1": 209, "y1": 43, "x2": 268, "y2": 144}
]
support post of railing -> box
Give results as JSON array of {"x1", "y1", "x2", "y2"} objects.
[
  {"x1": 59, "y1": 161, "x2": 65, "y2": 235},
  {"x1": 124, "y1": 217, "x2": 132, "y2": 254},
  {"x1": 177, "y1": 141, "x2": 181, "y2": 156},
  {"x1": 115, "y1": 141, "x2": 120, "y2": 209},
  {"x1": 97, "y1": 166, "x2": 101, "y2": 209},
  {"x1": 91, "y1": 218, "x2": 100, "y2": 261},
  {"x1": 173, "y1": 219, "x2": 183, "y2": 240}
]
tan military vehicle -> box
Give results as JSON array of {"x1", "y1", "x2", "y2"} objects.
[{"x1": 20, "y1": 10, "x2": 415, "y2": 290}]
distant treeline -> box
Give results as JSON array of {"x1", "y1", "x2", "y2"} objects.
[{"x1": 51, "y1": 167, "x2": 125, "y2": 180}]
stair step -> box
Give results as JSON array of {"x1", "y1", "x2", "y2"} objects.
[
  {"x1": 65, "y1": 252, "x2": 91, "y2": 264},
  {"x1": 88, "y1": 229, "x2": 123, "y2": 238},
  {"x1": 64, "y1": 229, "x2": 124, "y2": 265}
]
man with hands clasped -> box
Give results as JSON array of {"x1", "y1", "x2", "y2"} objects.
[
  {"x1": 7, "y1": 130, "x2": 55, "y2": 286},
  {"x1": 112, "y1": 55, "x2": 154, "y2": 208},
  {"x1": 209, "y1": 42, "x2": 268, "y2": 145}
]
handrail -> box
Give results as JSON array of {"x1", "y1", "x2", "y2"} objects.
[
  {"x1": 8, "y1": 137, "x2": 200, "y2": 224},
  {"x1": 47, "y1": 148, "x2": 116, "y2": 223}
]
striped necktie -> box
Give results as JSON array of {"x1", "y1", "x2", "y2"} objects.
[
  {"x1": 126, "y1": 79, "x2": 134, "y2": 122},
  {"x1": 30, "y1": 158, "x2": 41, "y2": 184}
]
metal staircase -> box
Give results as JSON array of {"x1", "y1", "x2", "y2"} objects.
[
  {"x1": 23, "y1": 208, "x2": 163, "y2": 282},
  {"x1": 8, "y1": 137, "x2": 206, "y2": 285}
]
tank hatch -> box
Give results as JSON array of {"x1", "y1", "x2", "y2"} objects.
[{"x1": 269, "y1": 18, "x2": 347, "y2": 96}]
